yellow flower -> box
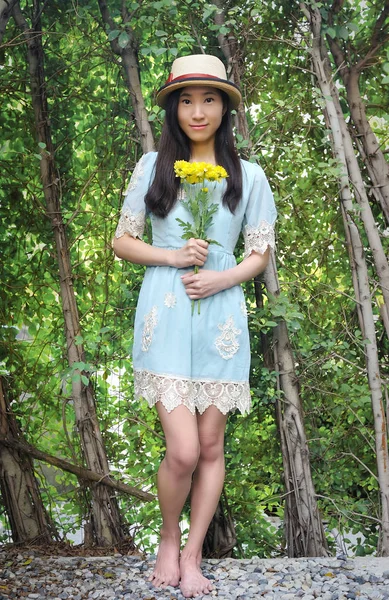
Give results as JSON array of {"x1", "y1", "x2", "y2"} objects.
[{"x1": 174, "y1": 160, "x2": 228, "y2": 185}]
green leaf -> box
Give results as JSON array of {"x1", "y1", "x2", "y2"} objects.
[
  {"x1": 118, "y1": 31, "x2": 130, "y2": 48},
  {"x1": 338, "y1": 26, "x2": 349, "y2": 40},
  {"x1": 108, "y1": 29, "x2": 121, "y2": 41},
  {"x1": 326, "y1": 27, "x2": 336, "y2": 38}
]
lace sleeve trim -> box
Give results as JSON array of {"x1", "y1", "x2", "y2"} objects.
[
  {"x1": 124, "y1": 155, "x2": 145, "y2": 194},
  {"x1": 243, "y1": 221, "x2": 275, "y2": 259},
  {"x1": 114, "y1": 209, "x2": 145, "y2": 239}
]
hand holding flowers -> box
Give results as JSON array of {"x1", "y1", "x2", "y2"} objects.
[{"x1": 174, "y1": 160, "x2": 228, "y2": 314}]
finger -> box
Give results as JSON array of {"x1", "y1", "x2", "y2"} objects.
[
  {"x1": 181, "y1": 271, "x2": 195, "y2": 281},
  {"x1": 195, "y1": 239, "x2": 209, "y2": 248},
  {"x1": 195, "y1": 244, "x2": 209, "y2": 256},
  {"x1": 183, "y1": 282, "x2": 199, "y2": 294},
  {"x1": 188, "y1": 246, "x2": 206, "y2": 260},
  {"x1": 181, "y1": 278, "x2": 196, "y2": 287},
  {"x1": 186, "y1": 291, "x2": 200, "y2": 299},
  {"x1": 181, "y1": 278, "x2": 195, "y2": 288}
]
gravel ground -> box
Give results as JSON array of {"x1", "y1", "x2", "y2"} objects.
[{"x1": 1, "y1": 552, "x2": 389, "y2": 599}]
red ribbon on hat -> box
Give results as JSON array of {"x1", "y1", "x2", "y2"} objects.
[{"x1": 166, "y1": 72, "x2": 221, "y2": 84}]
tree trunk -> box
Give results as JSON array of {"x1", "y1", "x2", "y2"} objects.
[
  {"x1": 97, "y1": 0, "x2": 155, "y2": 154},
  {"x1": 0, "y1": 0, "x2": 17, "y2": 43},
  {"x1": 346, "y1": 69, "x2": 389, "y2": 223},
  {"x1": 212, "y1": 0, "x2": 252, "y2": 157},
  {"x1": 305, "y1": 2, "x2": 389, "y2": 555},
  {"x1": 326, "y1": 14, "x2": 389, "y2": 223},
  {"x1": 0, "y1": 378, "x2": 56, "y2": 544},
  {"x1": 12, "y1": 0, "x2": 126, "y2": 547},
  {"x1": 334, "y1": 89, "x2": 389, "y2": 335},
  {"x1": 203, "y1": 492, "x2": 236, "y2": 558},
  {"x1": 335, "y1": 91, "x2": 389, "y2": 340},
  {"x1": 264, "y1": 256, "x2": 329, "y2": 557},
  {"x1": 323, "y1": 29, "x2": 389, "y2": 331}
]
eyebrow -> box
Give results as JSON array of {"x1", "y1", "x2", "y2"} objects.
[{"x1": 179, "y1": 90, "x2": 218, "y2": 98}]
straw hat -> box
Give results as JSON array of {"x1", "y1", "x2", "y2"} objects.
[{"x1": 156, "y1": 54, "x2": 242, "y2": 109}]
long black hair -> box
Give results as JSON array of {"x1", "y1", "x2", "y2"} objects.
[{"x1": 145, "y1": 88, "x2": 243, "y2": 218}]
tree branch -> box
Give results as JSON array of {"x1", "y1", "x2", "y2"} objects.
[
  {"x1": 326, "y1": 35, "x2": 349, "y2": 83},
  {"x1": 96, "y1": 0, "x2": 121, "y2": 55},
  {"x1": 330, "y1": 0, "x2": 344, "y2": 16},
  {"x1": 369, "y1": 1, "x2": 389, "y2": 54},
  {"x1": 0, "y1": 0, "x2": 18, "y2": 44},
  {"x1": 0, "y1": 437, "x2": 155, "y2": 502},
  {"x1": 357, "y1": 1, "x2": 389, "y2": 72}
]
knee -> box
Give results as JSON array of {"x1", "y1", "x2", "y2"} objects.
[
  {"x1": 165, "y1": 442, "x2": 200, "y2": 476},
  {"x1": 199, "y1": 434, "x2": 225, "y2": 463}
]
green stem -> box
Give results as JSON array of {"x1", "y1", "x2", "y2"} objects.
[{"x1": 192, "y1": 265, "x2": 199, "y2": 316}]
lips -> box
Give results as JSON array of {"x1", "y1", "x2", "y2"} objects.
[{"x1": 190, "y1": 125, "x2": 207, "y2": 130}]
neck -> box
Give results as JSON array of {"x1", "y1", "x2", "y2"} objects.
[{"x1": 189, "y1": 141, "x2": 216, "y2": 165}]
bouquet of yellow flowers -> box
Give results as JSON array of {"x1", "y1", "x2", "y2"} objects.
[{"x1": 174, "y1": 160, "x2": 228, "y2": 315}]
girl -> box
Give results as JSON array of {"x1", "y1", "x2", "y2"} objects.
[{"x1": 113, "y1": 54, "x2": 277, "y2": 598}]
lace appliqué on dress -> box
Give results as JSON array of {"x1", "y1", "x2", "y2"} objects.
[
  {"x1": 243, "y1": 220, "x2": 275, "y2": 258},
  {"x1": 164, "y1": 292, "x2": 177, "y2": 308},
  {"x1": 215, "y1": 316, "x2": 241, "y2": 360},
  {"x1": 134, "y1": 369, "x2": 251, "y2": 415},
  {"x1": 115, "y1": 209, "x2": 145, "y2": 239},
  {"x1": 142, "y1": 306, "x2": 158, "y2": 352}
]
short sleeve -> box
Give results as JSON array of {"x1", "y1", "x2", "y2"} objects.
[
  {"x1": 114, "y1": 153, "x2": 156, "y2": 239},
  {"x1": 242, "y1": 163, "x2": 277, "y2": 259}
]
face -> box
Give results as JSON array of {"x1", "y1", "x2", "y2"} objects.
[{"x1": 177, "y1": 86, "x2": 225, "y2": 148}]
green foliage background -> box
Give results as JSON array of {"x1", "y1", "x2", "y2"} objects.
[{"x1": 1, "y1": 0, "x2": 388, "y2": 557}]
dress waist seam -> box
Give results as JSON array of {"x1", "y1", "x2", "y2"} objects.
[{"x1": 152, "y1": 244, "x2": 233, "y2": 255}]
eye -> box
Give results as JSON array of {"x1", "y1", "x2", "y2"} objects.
[
  {"x1": 204, "y1": 97, "x2": 214, "y2": 103},
  {"x1": 180, "y1": 98, "x2": 191, "y2": 104}
]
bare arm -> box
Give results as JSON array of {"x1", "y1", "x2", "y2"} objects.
[
  {"x1": 113, "y1": 233, "x2": 209, "y2": 269},
  {"x1": 181, "y1": 248, "x2": 270, "y2": 300}
]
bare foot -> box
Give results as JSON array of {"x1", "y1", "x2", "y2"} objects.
[
  {"x1": 148, "y1": 528, "x2": 181, "y2": 588},
  {"x1": 180, "y1": 554, "x2": 213, "y2": 598}
]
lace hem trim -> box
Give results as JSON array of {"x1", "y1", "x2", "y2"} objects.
[
  {"x1": 134, "y1": 369, "x2": 251, "y2": 415},
  {"x1": 114, "y1": 209, "x2": 145, "y2": 239},
  {"x1": 243, "y1": 221, "x2": 275, "y2": 259}
]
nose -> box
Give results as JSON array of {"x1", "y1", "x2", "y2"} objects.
[{"x1": 192, "y1": 102, "x2": 205, "y2": 120}]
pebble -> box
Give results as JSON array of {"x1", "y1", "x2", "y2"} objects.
[{"x1": 0, "y1": 552, "x2": 389, "y2": 599}]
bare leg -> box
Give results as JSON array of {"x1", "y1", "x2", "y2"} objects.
[
  {"x1": 149, "y1": 403, "x2": 200, "y2": 589},
  {"x1": 180, "y1": 406, "x2": 228, "y2": 598}
]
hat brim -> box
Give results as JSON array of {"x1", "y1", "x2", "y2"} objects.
[{"x1": 156, "y1": 77, "x2": 242, "y2": 109}]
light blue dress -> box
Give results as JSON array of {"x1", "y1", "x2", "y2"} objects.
[{"x1": 115, "y1": 152, "x2": 276, "y2": 415}]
